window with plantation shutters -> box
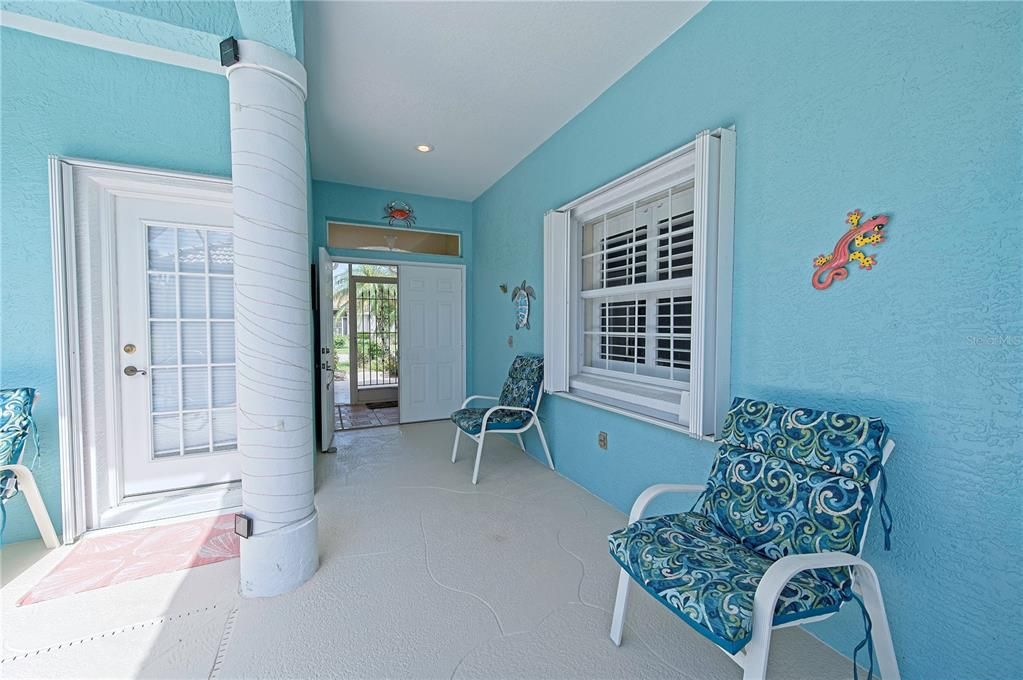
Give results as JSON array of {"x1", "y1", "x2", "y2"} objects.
[{"x1": 543, "y1": 128, "x2": 736, "y2": 437}]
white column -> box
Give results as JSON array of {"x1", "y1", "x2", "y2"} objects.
[{"x1": 226, "y1": 40, "x2": 317, "y2": 598}]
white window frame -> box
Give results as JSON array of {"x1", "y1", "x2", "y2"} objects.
[{"x1": 543, "y1": 128, "x2": 735, "y2": 438}]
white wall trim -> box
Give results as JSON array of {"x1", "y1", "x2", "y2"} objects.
[
  {"x1": 49, "y1": 157, "x2": 84, "y2": 544},
  {"x1": 1, "y1": 10, "x2": 224, "y2": 75},
  {"x1": 553, "y1": 392, "x2": 714, "y2": 440}
]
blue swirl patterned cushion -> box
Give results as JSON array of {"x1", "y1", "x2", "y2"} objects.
[
  {"x1": 497, "y1": 354, "x2": 543, "y2": 410},
  {"x1": 609, "y1": 512, "x2": 844, "y2": 653},
  {"x1": 451, "y1": 407, "x2": 530, "y2": 435},
  {"x1": 0, "y1": 387, "x2": 37, "y2": 468},
  {"x1": 609, "y1": 397, "x2": 891, "y2": 654},
  {"x1": 718, "y1": 397, "x2": 888, "y2": 483}
]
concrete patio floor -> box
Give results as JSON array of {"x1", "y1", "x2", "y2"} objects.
[{"x1": 1, "y1": 421, "x2": 860, "y2": 679}]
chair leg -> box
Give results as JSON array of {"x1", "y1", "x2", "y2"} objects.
[
  {"x1": 741, "y1": 621, "x2": 772, "y2": 680},
  {"x1": 515, "y1": 432, "x2": 525, "y2": 450},
  {"x1": 854, "y1": 565, "x2": 901, "y2": 680},
  {"x1": 534, "y1": 419, "x2": 555, "y2": 470},
  {"x1": 610, "y1": 568, "x2": 631, "y2": 645},
  {"x1": 2, "y1": 464, "x2": 59, "y2": 548},
  {"x1": 471, "y1": 432, "x2": 486, "y2": 485},
  {"x1": 451, "y1": 427, "x2": 462, "y2": 463}
]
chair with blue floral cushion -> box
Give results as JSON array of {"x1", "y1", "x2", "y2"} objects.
[
  {"x1": 1, "y1": 387, "x2": 59, "y2": 548},
  {"x1": 608, "y1": 397, "x2": 899, "y2": 680},
  {"x1": 451, "y1": 354, "x2": 554, "y2": 484}
]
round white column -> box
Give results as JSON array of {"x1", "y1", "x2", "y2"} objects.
[{"x1": 226, "y1": 41, "x2": 318, "y2": 598}]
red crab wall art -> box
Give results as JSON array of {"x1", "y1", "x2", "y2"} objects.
[{"x1": 383, "y1": 200, "x2": 416, "y2": 228}]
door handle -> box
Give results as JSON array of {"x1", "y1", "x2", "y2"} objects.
[{"x1": 123, "y1": 366, "x2": 148, "y2": 377}]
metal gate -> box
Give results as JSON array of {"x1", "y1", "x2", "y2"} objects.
[{"x1": 352, "y1": 277, "x2": 398, "y2": 403}]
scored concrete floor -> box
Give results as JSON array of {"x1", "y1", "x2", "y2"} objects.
[{"x1": 1, "y1": 421, "x2": 857, "y2": 679}]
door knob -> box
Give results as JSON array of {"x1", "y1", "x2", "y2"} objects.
[{"x1": 123, "y1": 366, "x2": 147, "y2": 376}]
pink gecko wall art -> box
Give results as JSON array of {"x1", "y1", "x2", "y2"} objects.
[{"x1": 812, "y1": 209, "x2": 891, "y2": 290}]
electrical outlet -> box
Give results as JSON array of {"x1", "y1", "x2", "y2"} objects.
[{"x1": 598, "y1": 432, "x2": 608, "y2": 449}]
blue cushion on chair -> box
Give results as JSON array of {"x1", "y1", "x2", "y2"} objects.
[
  {"x1": 0, "y1": 387, "x2": 36, "y2": 467},
  {"x1": 497, "y1": 355, "x2": 543, "y2": 409},
  {"x1": 718, "y1": 397, "x2": 888, "y2": 483},
  {"x1": 701, "y1": 398, "x2": 889, "y2": 591},
  {"x1": 700, "y1": 444, "x2": 875, "y2": 592},
  {"x1": 451, "y1": 407, "x2": 530, "y2": 435},
  {"x1": 609, "y1": 512, "x2": 845, "y2": 654}
]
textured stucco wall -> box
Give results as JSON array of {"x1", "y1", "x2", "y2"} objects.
[
  {"x1": 470, "y1": 3, "x2": 1023, "y2": 679},
  {"x1": 1, "y1": 0, "x2": 228, "y2": 60},
  {"x1": 0, "y1": 27, "x2": 232, "y2": 543},
  {"x1": 2, "y1": 0, "x2": 299, "y2": 61}
]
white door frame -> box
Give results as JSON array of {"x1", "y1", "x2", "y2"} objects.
[
  {"x1": 325, "y1": 255, "x2": 467, "y2": 418},
  {"x1": 49, "y1": 156, "x2": 238, "y2": 542}
]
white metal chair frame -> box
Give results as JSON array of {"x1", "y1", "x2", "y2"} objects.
[
  {"x1": 451, "y1": 389, "x2": 554, "y2": 485},
  {"x1": 1, "y1": 464, "x2": 59, "y2": 548},
  {"x1": 1, "y1": 392, "x2": 59, "y2": 548},
  {"x1": 610, "y1": 439, "x2": 900, "y2": 680}
]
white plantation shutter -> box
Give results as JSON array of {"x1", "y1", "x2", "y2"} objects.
[
  {"x1": 541, "y1": 127, "x2": 735, "y2": 437},
  {"x1": 543, "y1": 210, "x2": 570, "y2": 393}
]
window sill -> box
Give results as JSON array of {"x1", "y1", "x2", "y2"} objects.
[{"x1": 565, "y1": 373, "x2": 696, "y2": 435}]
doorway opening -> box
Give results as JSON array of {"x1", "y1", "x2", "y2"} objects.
[{"x1": 332, "y1": 262, "x2": 400, "y2": 430}]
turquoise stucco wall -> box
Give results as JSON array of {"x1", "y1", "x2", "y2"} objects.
[
  {"x1": 470, "y1": 3, "x2": 1022, "y2": 679},
  {"x1": 311, "y1": 179, "x2": 475, "y2": 390},
  {"x1": 0, "y1": 27, "x2": 232, "y2": 543},
  {"x1": 2, "y1": 0, "x2": 299, "y2": 61}
]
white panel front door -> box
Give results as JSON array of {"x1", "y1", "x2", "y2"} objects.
[
  {"x1": 116, "y1": 195, "x2": 241, "y2": 497},
  {"x1": 399, "y1": 265, "x2": 464, "y2": 423}
]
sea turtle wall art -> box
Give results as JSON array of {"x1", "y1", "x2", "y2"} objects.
[{"x1": 511, "y1": 280, "x2": 535, "y2": 330}]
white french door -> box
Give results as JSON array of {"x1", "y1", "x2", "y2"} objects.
[
  {"x1": 116, "y1": 196, "x2": 241, "y2": 497},
  {"x1": 398, "y1": 265, "x2": 465, "y2": 422}
]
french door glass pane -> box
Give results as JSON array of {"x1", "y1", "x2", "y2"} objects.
[
  {"x1": 209, "y1": 278, "x2": 233, "y2": 319},
  {"x1": 145, "y1": 224, "x2": 236, "y2": 459},
  {"x1": 182, "y1": 412, "x2": 210, "y2": 454},
  {"x1": 152, "y1": 414, "x2": 180, "y2": 457},
  {"x1": 207, "y1": 232, "x2": 233, "y2": 274},
  {"x1": 151, "y1": 368, "x2": 179, "y2": 413},
  {"x1": 149, "y1": 275, "x2": 177, "y2": 318},
  {"x1": 179, "y1": 277, "x2": 207, "y2": 319},
  {"x1": 211, "y1": 323, "x2": 234, "y2": 363},
  {"x1": 182, "y1": 367, "x2": 209, "y2": 410},
  {"x1": 211, "y1": 366, "x2": 236, "y2": 408},
  {"x1": 180, "y1": 321, "x2": 208, "y2": 365},
  {"x1": 148, "y1": 227, "x2": 176, "y2": 272},
  {"x1": 177, "y1": 229, "x2": 206, "y2": 273},
  {"x1": 212, "y1": 409, "x2": 237, "y2": 449},
  {"x1": 150, "y1": 322, "x2": 178, "y2": 366}
]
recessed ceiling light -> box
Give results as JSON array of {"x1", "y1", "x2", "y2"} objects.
[{"x1": 416, "y1": 144, "x2": 433, "y2": 153}]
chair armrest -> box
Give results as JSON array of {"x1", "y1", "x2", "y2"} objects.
[
  {"x1": 460, "y1": 395, "x2": 499, "y2": 409},
  {"x1": 480, "y1": 404, "x2": 536, "y2": 427},
  {"x1": 627, "y1": 483, "x2": 706, "y2": 523},
  {"x1": 751, "y1": 551, "x2": 870, "y2": 631}
]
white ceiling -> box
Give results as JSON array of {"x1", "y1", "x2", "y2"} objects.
[{"x1": 305, "y1": 1, "x2": 706, "y2": 201}]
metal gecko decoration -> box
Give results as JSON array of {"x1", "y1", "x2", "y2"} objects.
[
  {"x1": 511, "y1": 280, "x2": 535, "y2": 330},
  {"x1": 812, "y1": 209, "x2": 890, "y2": 290},
  {"x1": 383, "y1": 200, "x2": 416, "y2": 228}
]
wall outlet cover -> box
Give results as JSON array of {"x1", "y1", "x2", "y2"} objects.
[{"x1": 598, "y1": 432, "x2": 608, "y2": 449}]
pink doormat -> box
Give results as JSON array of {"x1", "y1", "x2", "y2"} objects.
[{"x1": 18, "y1": 513, "x2": 239, "y2": 606}]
